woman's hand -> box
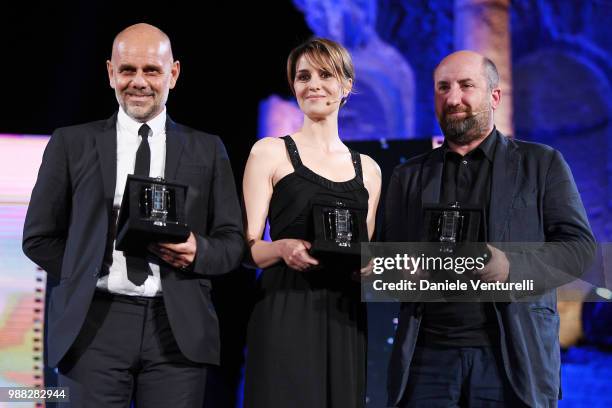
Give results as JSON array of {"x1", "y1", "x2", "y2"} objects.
[
  {"x1": 277, "y1": 239, "x2": 319, "y2": 271},
  {"x1": 352, "y1": 258, "x2": 374, "y2": 282}
]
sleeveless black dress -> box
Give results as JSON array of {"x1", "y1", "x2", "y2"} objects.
[{"x1": 244, "y1": 136, "x2": 369, "y2": 408}]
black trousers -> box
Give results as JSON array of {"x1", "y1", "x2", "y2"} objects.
[
  {"x1": 399, "y1": 346, "x2": 529, "y2": 408},
  {"x1": 56, "y1": 290, "x2": 208, "y2": 408}
]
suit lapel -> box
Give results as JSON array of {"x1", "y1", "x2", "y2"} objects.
[
  {"x1": 95, "y1": 113, "x2": 118, "y2": 206},
  {"x1": 161, "y1": 115, "x2": 187, "y2": 276},
  {"x1": 489, "y1": 131, "x2": 520, "y2": 241},
  {"x1": 164, "y1": 115, "x2": 186, "y2": 181},
  {"x1": 420, "y1": 148, "x2": 444, "y2": 206}
]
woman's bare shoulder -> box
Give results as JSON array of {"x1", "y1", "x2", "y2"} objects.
[
  {"x1": 250, "y1": 136, "x2": 287, "y2": 157},
  {"x1": 359, "y1": 153, "x2": 382, "y2": 179}
]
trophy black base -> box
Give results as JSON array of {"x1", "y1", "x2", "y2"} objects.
[
  {"x1": 422, "y1": 202, "x2": 484, "y2": 244},
  {"x1": 421, "y1": 202, "x2": 491, "y2": 268},
  {"x1": 309, "y1": 198, "x2": 368, "y2": 270},
  {"x1": 310, "y1": 240, "x2": 363, "y2": 268},
  {"x1": 115, "y1": 175, "x2": 190, "y2": 252},
  {"x1": 309, "y1": 250, "x2": 363, "y2": 270},
  {"x1": 116, "y1": 219, "x2": 190, "y2": 252}
]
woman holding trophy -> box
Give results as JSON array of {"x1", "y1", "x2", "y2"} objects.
[{"x1": 242, "y1": 38, "x2": 381, "y2": 407}]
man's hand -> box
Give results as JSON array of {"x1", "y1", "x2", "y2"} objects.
[
  {"x1": 473, "y1": 244, "x2": 509, "y2": 283},
  {"x1": 149, "y1": 232, "x2": 197, "y2": 270}
]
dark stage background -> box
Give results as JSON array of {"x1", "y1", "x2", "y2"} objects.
[{"x1": 0, "y1": 3, "x2": 313, "y2": 181}]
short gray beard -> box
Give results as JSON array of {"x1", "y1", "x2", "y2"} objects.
[
  {"x1": 116, "y1": 90, "x2": 162, "y2": 123},
  {"x1": 124, "y1": 103, "x2": 158, "y2": 122},
  {"x1": 439, "y1": 107, "x2": 492, "y2": 145}
]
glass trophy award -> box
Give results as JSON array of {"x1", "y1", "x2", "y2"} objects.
[
  {"x1": 438, "y1": 202, "x2": 464, "y2": 254},
  {"x1": 422, "y1": 202, "x2": 482, "y2": 251},
  {"x1": 144, "y1": 183, "x2": 170, "y2": 225},
  {"x1": 421, "y1": 202, "x2": 491, "y2": 271},
  {"x1": 309, "y1": 199, "x2": 368, "y2": 266},
  {"x1": 115, "y1": 175, "x2": 190, "y2": 252}
]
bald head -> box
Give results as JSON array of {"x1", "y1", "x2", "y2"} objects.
[
  {"x1": 107, "y1": 23, "x2": 180, "y2": 122},
  {"x1": 436, "y1": 50, "x2": 483, "y2": 68},
  {"x1": 435, "y1": 50, "x2": 499, "y2": 92},
  {"x1": 112, "y1": 23, "x2": 173, "y2": 61}
]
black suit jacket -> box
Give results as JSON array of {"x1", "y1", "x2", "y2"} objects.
[
  {"x1": 23, "y1": 113, "x2": 245, "y2": 368},
  {"x1": 383, "y1": 130, "x2": 595, "y2": 407}
]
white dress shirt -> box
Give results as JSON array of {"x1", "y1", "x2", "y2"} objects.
[{"x1": 97, "y1": 107, "x2": 167, "y2": 296}]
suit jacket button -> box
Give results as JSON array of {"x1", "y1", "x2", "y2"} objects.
[{"x1": 93, "y1": 267, "x2": 100, "y2": 277}]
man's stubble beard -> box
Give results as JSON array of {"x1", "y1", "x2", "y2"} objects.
[
  {"x1": 439, "y1": 103, "x2": 492, "y2": 145},
  {"x1": 116, "y1": 89, "x2": 161, "y2": 123}
]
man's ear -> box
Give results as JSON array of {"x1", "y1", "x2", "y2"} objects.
[
  {"x1": 106, "y1": 60, "x2": 116, "y2": 89},
  {"x1": 491, "y1": 87, "x2": 502, "y2": 110},
  {"x1": 169, "y1": 60, "x2": 181, "y2": 89}
]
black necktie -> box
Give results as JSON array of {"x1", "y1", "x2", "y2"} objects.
[
  {"x1": 126, "y1": 123, "x2": 152, "y2": 286},
  {"x1": 134, "y1": 124, "x2": 151, "y2": 177}
]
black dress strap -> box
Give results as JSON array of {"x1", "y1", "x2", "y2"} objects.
[
  {"x1": 350, "y1": 150, "x2": 364, "y2": 183},
  {"x1": 281, "y1": 135, "x2": 302, "y2": 170}
]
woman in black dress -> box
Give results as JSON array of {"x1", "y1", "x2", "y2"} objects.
[{"x1": 242, "y1": 38, "x2": 381, "y2": 407}]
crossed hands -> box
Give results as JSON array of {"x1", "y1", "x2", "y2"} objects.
[{"x1": 278, "y1": 239, "x2": 319, "y2": 271}]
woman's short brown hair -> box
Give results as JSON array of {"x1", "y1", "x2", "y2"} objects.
[{"x1": 286, "y1": 38, "x2": 355, "y2": 106}]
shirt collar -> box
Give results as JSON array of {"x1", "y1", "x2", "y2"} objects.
[
  {"x1": 477, "y1": 127, "x2": 497, "y2": 162},
  {"x1": 442, "y1": 127, "x2": 497, "y2": 162},
  {"x1": 117, "y1": 106, "x2": 167, "y2": 139}
]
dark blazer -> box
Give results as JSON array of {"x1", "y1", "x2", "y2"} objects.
[
  {"x1": 383, "y1": 130, "x2": 595, "y2": 407},
  {"x1": 23, "y1": 113, "x2": 245, "y2": 368}
]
